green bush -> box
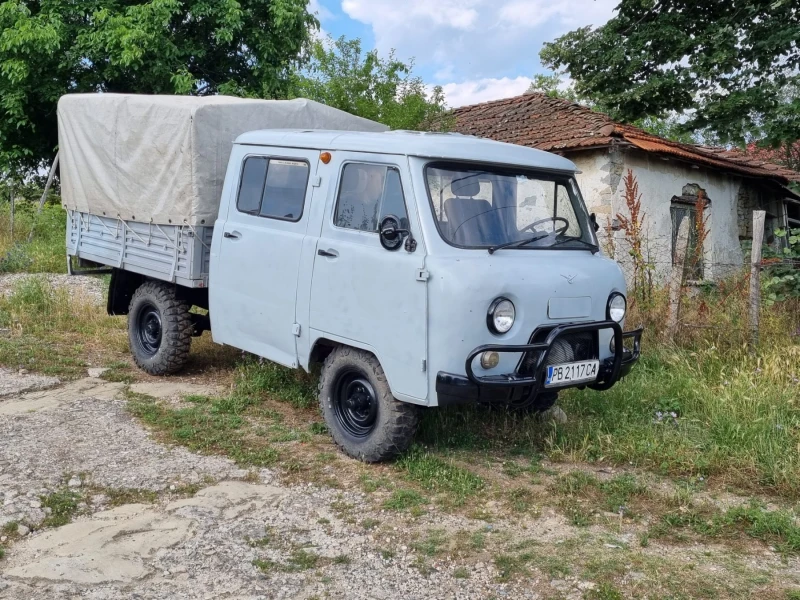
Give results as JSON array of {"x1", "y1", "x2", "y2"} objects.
[{"x1": 763, "y1": 227, "x2": 800, "y2": 304}]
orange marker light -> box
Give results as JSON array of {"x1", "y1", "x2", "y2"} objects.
[{"x1": 320, "y1": 152, "x2": 332, "y2": 164}]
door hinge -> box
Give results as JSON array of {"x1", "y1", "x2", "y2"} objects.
[
  {"x1": 311, "y1": 176, "x2": 322, "y2": 188},
  {"x1": 292, "y1": 323, "x2": 301, "y2": 337},
  {"x1": 421, "y1": 359, "x2": 427, "y2": 372},
  {"x1": 416, "y1": 269, "x2": 430, "y2": 282}
]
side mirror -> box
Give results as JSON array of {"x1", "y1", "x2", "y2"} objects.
[
  {"x1": 379, "y1": 215, "x2": 410, "y2": 251},
  {"x1": 590, "y1": 212, "x2": 601, "y2": 233}
]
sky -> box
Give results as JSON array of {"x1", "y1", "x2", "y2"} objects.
[{"x1": 307, "y1": 0, "x2": 618, "y2": 108}]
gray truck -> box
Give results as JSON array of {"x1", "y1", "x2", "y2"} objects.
[{"x1": 61, "y1": 94, "x2": 642, "y2": 462}]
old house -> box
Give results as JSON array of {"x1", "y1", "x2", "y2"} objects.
[{"x1": 450, "y1": 92, "x2": 800, "y2": 281}]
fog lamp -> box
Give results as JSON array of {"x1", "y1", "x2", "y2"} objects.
[{"x1": 480, "y1": 351, "x2": 500, "y2": 370}]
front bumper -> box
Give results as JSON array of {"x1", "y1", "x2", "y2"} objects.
[{"x1": 436, "y1": 321, "x2": 643, "y2": 406}]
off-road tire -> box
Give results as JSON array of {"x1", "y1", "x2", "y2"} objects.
[
  {"x1": 505, "y1": 391, "x2": 558, "y2": 414},
  {"x1": 319, "y1": 346, "x2": 420, "y2": 462},
  {"x1": 128, "y1": 281, "x2": 192, "y2": 375}
]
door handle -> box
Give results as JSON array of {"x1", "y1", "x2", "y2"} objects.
[
  {"x1": 224, "y1": 231, "x2": 241, "y2": 240},
  {"x1": 317, "y1": 248, "x2": 338, "y2": 258}
]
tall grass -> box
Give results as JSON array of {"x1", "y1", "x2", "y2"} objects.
[
  {"x1": 418, "y1": 316, "x2": 800, "y2": 498},
  {"x1": 0, "y1": 201, "x2": 66, "y2": 273},
  {"x1": 0, "y1": 276, "x2": 124, "y2": 375}
]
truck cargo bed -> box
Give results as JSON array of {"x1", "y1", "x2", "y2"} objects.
[{"x1": 67, "y1": 210, "x2": 213, "y2": 288}]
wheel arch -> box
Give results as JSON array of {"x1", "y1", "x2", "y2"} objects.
[
  {"x1": 108, "y1": 269, "x2": 209, "y2": 316},
  {"x1": 306, "y1": 335, "x2": 381, "y2": 369}
]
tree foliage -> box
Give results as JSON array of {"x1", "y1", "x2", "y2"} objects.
[
  {"x1": 540, "y1": 0, "x2": 800, "y2": 148},
  {"x1": 290, "y1": 36, "x2": 448, "y2": 131},
  {"x1": 0, "y1": 0, "x2": 317, "y2": 176},
  {"x1": 526, "y1": 72, "x2": 699, "y2": 144}
]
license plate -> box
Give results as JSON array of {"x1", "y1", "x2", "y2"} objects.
[{"x1": 545, "y1": 359, "x2": 599, "y2": 388}]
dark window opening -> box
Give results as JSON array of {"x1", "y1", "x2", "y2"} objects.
[{"x1": 236, "y1": 156, "x2": 310, "y2": 222}]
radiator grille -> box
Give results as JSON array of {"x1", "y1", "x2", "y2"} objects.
[{"x1": 517, "y1": 331, "x2": 597, "y2": 377}]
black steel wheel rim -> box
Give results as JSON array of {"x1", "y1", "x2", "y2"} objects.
[
  {"x1": 136, "y1": 303, "x2": 162, "y2": 357},
  {"x1": 333, "y1": 370, "x2": 378, "y2": 438}
]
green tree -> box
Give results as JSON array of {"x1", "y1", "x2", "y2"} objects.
[
  {"x1": 290, "y1": 35, "x2": 448, "y2": 130},
  {"x1": 525, "y1": 72, "x2": 700, "y2": 144},
  {"x1": 540, "y1": 0, "x2": 800, "y2": 148},
  {"x1": 525, "y1": 73, "x2": 584, "y2": 103},
  {"x1": 0, "y1": 0, "x2": 317, "y2": 176}
]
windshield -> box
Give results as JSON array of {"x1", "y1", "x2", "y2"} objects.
[{"x1": 425, "y1": 162, "x2": 597, "y2": 250}]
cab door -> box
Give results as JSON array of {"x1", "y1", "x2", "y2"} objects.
[
  {"x1": 211, "y1": 148, "x2": 319, "y2": 368},
  {"x1": 309, "y1": 154, "x2": 428, "y2": 402}
]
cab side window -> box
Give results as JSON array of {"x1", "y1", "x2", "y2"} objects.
[
  {"x1": 335, "y1": 163, "x2": 409, "y2": 232},
  {"x1": 236, "y1": 156, "x2": 309, "y2": 222}
]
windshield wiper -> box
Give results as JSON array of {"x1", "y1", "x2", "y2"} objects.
[
  {"x1": 549, "y1": 236, "x2": 599, "y2": 253},
  {"x1": 488, "y1": 233, "x2": 551, "y2": 255}
]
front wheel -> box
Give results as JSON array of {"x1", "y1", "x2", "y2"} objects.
[
  {"x1": 319, "y1": 347, "x2": 419, "y2": 462},
  {"x1": 128, "y1": 281, "x2": 193, "y2": 375},
  {"x1": 504, "y1": 391, "x2": 558, "y2": 414}
]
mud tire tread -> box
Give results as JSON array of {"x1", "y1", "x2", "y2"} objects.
[
  {"x1": 128, "y1": 281, "x2": 192, "y2": 376},
  {"x1": 319, "y1": 346, "x2": 420, "y2": 463}
]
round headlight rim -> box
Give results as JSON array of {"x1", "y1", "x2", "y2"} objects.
[
  {"x1": 487, "y1": 297, "x2": 516, "y2": 335},
  {"x1": 607, "y1": 293, "x2": 627, "y2": 323}
]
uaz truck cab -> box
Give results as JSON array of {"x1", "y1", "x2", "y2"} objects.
[{"x1": 61, "y1": 95, "x2": 642, "y2": 462}]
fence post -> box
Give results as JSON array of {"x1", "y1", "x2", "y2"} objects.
[
  {"x1": 9, "y1": 186, "x2": 14, "y2": 241},
  {"x1": 749, "y1": 210, "x2": 766, "y2": 352},
  {"x1": 667, "y1": 215, "x2": 690, "y2": 335},
  {"x1": 27, "y1": 151, "x2": 60, "y2": 243}
]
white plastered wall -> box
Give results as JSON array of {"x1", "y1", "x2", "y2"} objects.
[{"x1": 569, "y1": 147, "x2": 763, "y2": 283}]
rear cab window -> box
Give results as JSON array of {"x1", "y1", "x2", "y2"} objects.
[{"x1": 236, "y1": 156, "x2": 310, "y2": 221}]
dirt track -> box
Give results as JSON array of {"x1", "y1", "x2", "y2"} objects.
[{"x1": 0, "y1": 373, "x2": 549, "y2": 599}]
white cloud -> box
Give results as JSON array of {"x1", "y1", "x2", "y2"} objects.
[
  {"x1": 307, "y1": 0, "x2": 334, "y2": 22},
  {"x1": 340, "y1": 0, "x2": 617, "y2": 104},
  {"x1": 441, "y1": 77, "x2": 534, "y2": 108}
]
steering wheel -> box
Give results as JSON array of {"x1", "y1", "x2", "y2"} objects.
[{"x1": 521, "y1": 216, "x2": 570, "y2": 237}]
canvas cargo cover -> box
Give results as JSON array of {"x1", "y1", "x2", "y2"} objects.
[{"x1": 58, "y1": 94, "x2": 388, "y2": 226}]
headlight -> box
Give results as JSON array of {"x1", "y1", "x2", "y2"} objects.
[
  {"x1": 607, "y1": 293, "x2": 626, "y2": 323},
  {"x1": 487, "y1": 298, "x2": 515, "y2": 334}
]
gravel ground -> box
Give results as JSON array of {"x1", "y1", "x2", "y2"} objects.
[
  {"x1": 0, "y1": 274, "x2": 105, "y2": 304},
  {"x1": 0, "y1": 368, "x2": 59, "y2": 397},
  {"x1": 0, "y1": 373, "x2": 549, "y2": 599}
]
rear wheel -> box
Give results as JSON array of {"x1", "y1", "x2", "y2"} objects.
[
  {"x1": 319, "y1": 346, "x2": 419, "y2": 462},
  {"x1": 128, "y1": 281, "x2": 192, "y2": 375}
]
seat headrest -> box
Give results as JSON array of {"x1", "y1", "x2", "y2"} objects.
[{"x1": 451, "y1": 179, "x2": 481, "y2": 197}]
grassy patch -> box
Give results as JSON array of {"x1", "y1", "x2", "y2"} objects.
[
  {"x1": 127, "y1": 393, "x2": 279, "y2": 467},
  {"x1": 652, "y1": 501, "x2": 800, "y2": 555},
  {"x1": 360, "y1": 518, "x2": 380, "y2": 530},
  {"x1": 253, "y1": 548, "x2": 324, "y2": 574},
  {"x1": 0, "y1": 202, "x2": 66, "y2": 274},
  {"x1": 412, "y1": 529, "x2": 448, "y2": 557},
  {"x1": 453, "y1": 566, "x2": 470, "y2": 579},
  {"x1": 40, "y1": 489, "x2": 83, "y2": 528},
  {"x1": 494, "y1": 552, "x2": 532, "y2": 581},
  {"x1": 235, "y1": 359, "x2": 317, "y2": 409},
  {"x1": 1, "y1": 521, "x2": 19, "y2": 537},
  {"x1": 382, "y1": 489, "x2": 426, "y2": 511},
  {"x1": 102, "y1": 487, "x2": 159, "y2": 507},
  {"x1": 587, "y1": 582, "x2": 625, "y2": 600},
  {"x1": 395, "y1": 446, "x2": 484, "y2": 506},
  {"x1": 0, "y1": 276, "x2": 124, "y2": 377}
]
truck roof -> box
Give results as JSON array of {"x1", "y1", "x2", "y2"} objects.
[{"x1": 234, "y1": 130, "x2": 577, "y2": 173}]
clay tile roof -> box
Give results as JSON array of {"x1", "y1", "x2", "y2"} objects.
[{"x1": 450, "y1": 93, "x2": 800, "y2": 184}]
